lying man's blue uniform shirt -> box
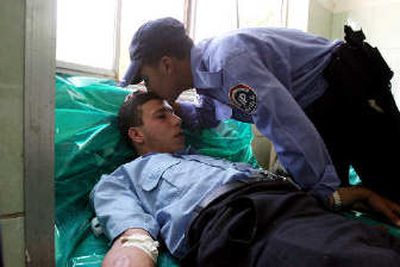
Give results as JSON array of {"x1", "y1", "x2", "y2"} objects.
[
  {"x1": 91, "y1": 149, "x2": 333, "y2": 259},
  {"x1": 178, "y1": 27, "x2": 342, "y2": 201}
]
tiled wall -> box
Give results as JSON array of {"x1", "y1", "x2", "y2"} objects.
[{"x1": 0, "y1": 0, "x2": 26, "y2": 266}]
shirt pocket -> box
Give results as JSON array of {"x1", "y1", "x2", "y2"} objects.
[{"x1": 140, "y1": 158, "x2": 182, "y2": 192}]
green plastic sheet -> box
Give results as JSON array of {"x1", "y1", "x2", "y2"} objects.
[{"x1": 55, "y1": 73, "x2": 258, "y2": 267}]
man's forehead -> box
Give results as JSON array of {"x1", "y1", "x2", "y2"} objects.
[{"x1": 142, "y1": 99, "x2": 171, "y2": 114}]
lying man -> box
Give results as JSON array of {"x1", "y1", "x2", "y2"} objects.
[{"x1": 91, "y1": 91, "x2": 400, "y2": 267}]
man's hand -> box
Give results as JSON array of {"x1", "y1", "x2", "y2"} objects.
[
  {"x1": 169, "y1": 101, "x2": 181, "y2": 116},
  {"x1": 102, "y1": 228, "x2": 156, "y2": 267},
  {"x1": 332, "y1": 187, "x2": 400, "y2": 227},
  {"x1": 364, "y1": 191, "x2": 400, "y2": 227},
  {"x1": 124, "y1": 89, "x2": 147, "y2": 102}
]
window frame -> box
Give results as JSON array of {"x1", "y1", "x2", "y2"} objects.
[
  {"x1": 56, "y1": 0, "x2": 288, "y2": 78},
  {"x1": 55, "y1": 0, "x2": 122, "y2": 78}
]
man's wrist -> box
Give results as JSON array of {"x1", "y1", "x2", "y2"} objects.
[
  {"x1": 331, "y1": 190, "x2": 342, "y2": 210},
  {"x1": 332, "y1": 186, "x2": 372, "y2": 209},
  {"x1": 120, "y1": 234, "x2": 159, "y2": 263},
  {"x1": 104, "y1": 229, "x2": 156, "y2": 267}
]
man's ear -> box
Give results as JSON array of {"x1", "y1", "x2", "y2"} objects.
[
  {"x1": 128, "y1": 127, "x2": 145, "y2": 144},
  {"x1": 159, "y1": 56, "x2": 175, "y2": 76}
]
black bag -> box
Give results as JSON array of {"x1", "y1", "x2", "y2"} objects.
[{"x1": 324, "y1": 26, "x2": 394, "y2": 105}]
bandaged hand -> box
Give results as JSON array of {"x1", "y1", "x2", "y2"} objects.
[{"x1": 102, "y1": 229, "x2": 157, "y2": 267}]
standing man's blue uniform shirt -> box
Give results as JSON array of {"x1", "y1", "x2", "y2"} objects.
[{"x1": 178, "y1": 27, "x2": 343, "y2": 201}]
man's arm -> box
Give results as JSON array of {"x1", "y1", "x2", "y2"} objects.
[
  {"x1": 174, "y1": 95, "x2": 221, "y2": 130},
  {"x1": 219, "y1": 51, "x2": 340, "y2": 203},
  {"x1": 90, "y1": 169, "x2": 160, "y2": 242},
  {"x1": 102, "y1": 228, "x2": 156, "y2": 267},
  {"x1": 330, "y1": 187, "x2": 400, "y2": 227},
  {"x1": 90, "y1": 169, "x2": 161, "y2": 266}
]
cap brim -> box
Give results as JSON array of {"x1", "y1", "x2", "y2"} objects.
[{"x1": 118, "y1": 60, "x2": 142, "y2": 87}]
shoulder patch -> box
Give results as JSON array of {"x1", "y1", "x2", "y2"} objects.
[{"x1": 228, "y1": 84, "x2": 257, "y2": 114}]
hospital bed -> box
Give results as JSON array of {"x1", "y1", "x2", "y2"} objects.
[{"x1": 55, "y1": 73, "x2": 400, "y2": 267}]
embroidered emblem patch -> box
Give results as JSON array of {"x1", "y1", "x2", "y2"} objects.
[{"x1": 229, "y1": 84, "x2": 257, "y2": 114}]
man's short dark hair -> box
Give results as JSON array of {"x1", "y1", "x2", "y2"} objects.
[{"x1": 118, "y1": 91, "x2": 162, "y2": 147}]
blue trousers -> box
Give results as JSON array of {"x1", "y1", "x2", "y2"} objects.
[{"x1": 182, "y1": 182, "x2": 400, "y2": 267}]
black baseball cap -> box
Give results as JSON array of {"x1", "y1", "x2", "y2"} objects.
[{"x1": 119, "y1": 17, "x2": 187, "y2": 87}]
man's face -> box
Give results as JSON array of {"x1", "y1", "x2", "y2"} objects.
[
  {"x1": 135, "y1": 99, "x2": 185, "y2": 153},
  {"x1": 139, "y1": 58, "x2": 186, "y2": 102}
]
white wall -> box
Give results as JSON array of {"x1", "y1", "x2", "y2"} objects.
[{"x1": 307, "y1": 0, "x2": 333, "y2": 38}]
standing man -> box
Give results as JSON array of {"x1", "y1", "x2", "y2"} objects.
[{"x1": 119, "y1": 17, "x2": 400, "y2": 202}]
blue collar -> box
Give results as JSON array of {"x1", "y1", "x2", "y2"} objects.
[{"x1": 191, "y1": 46, "x2": 223, "y2": 89}]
